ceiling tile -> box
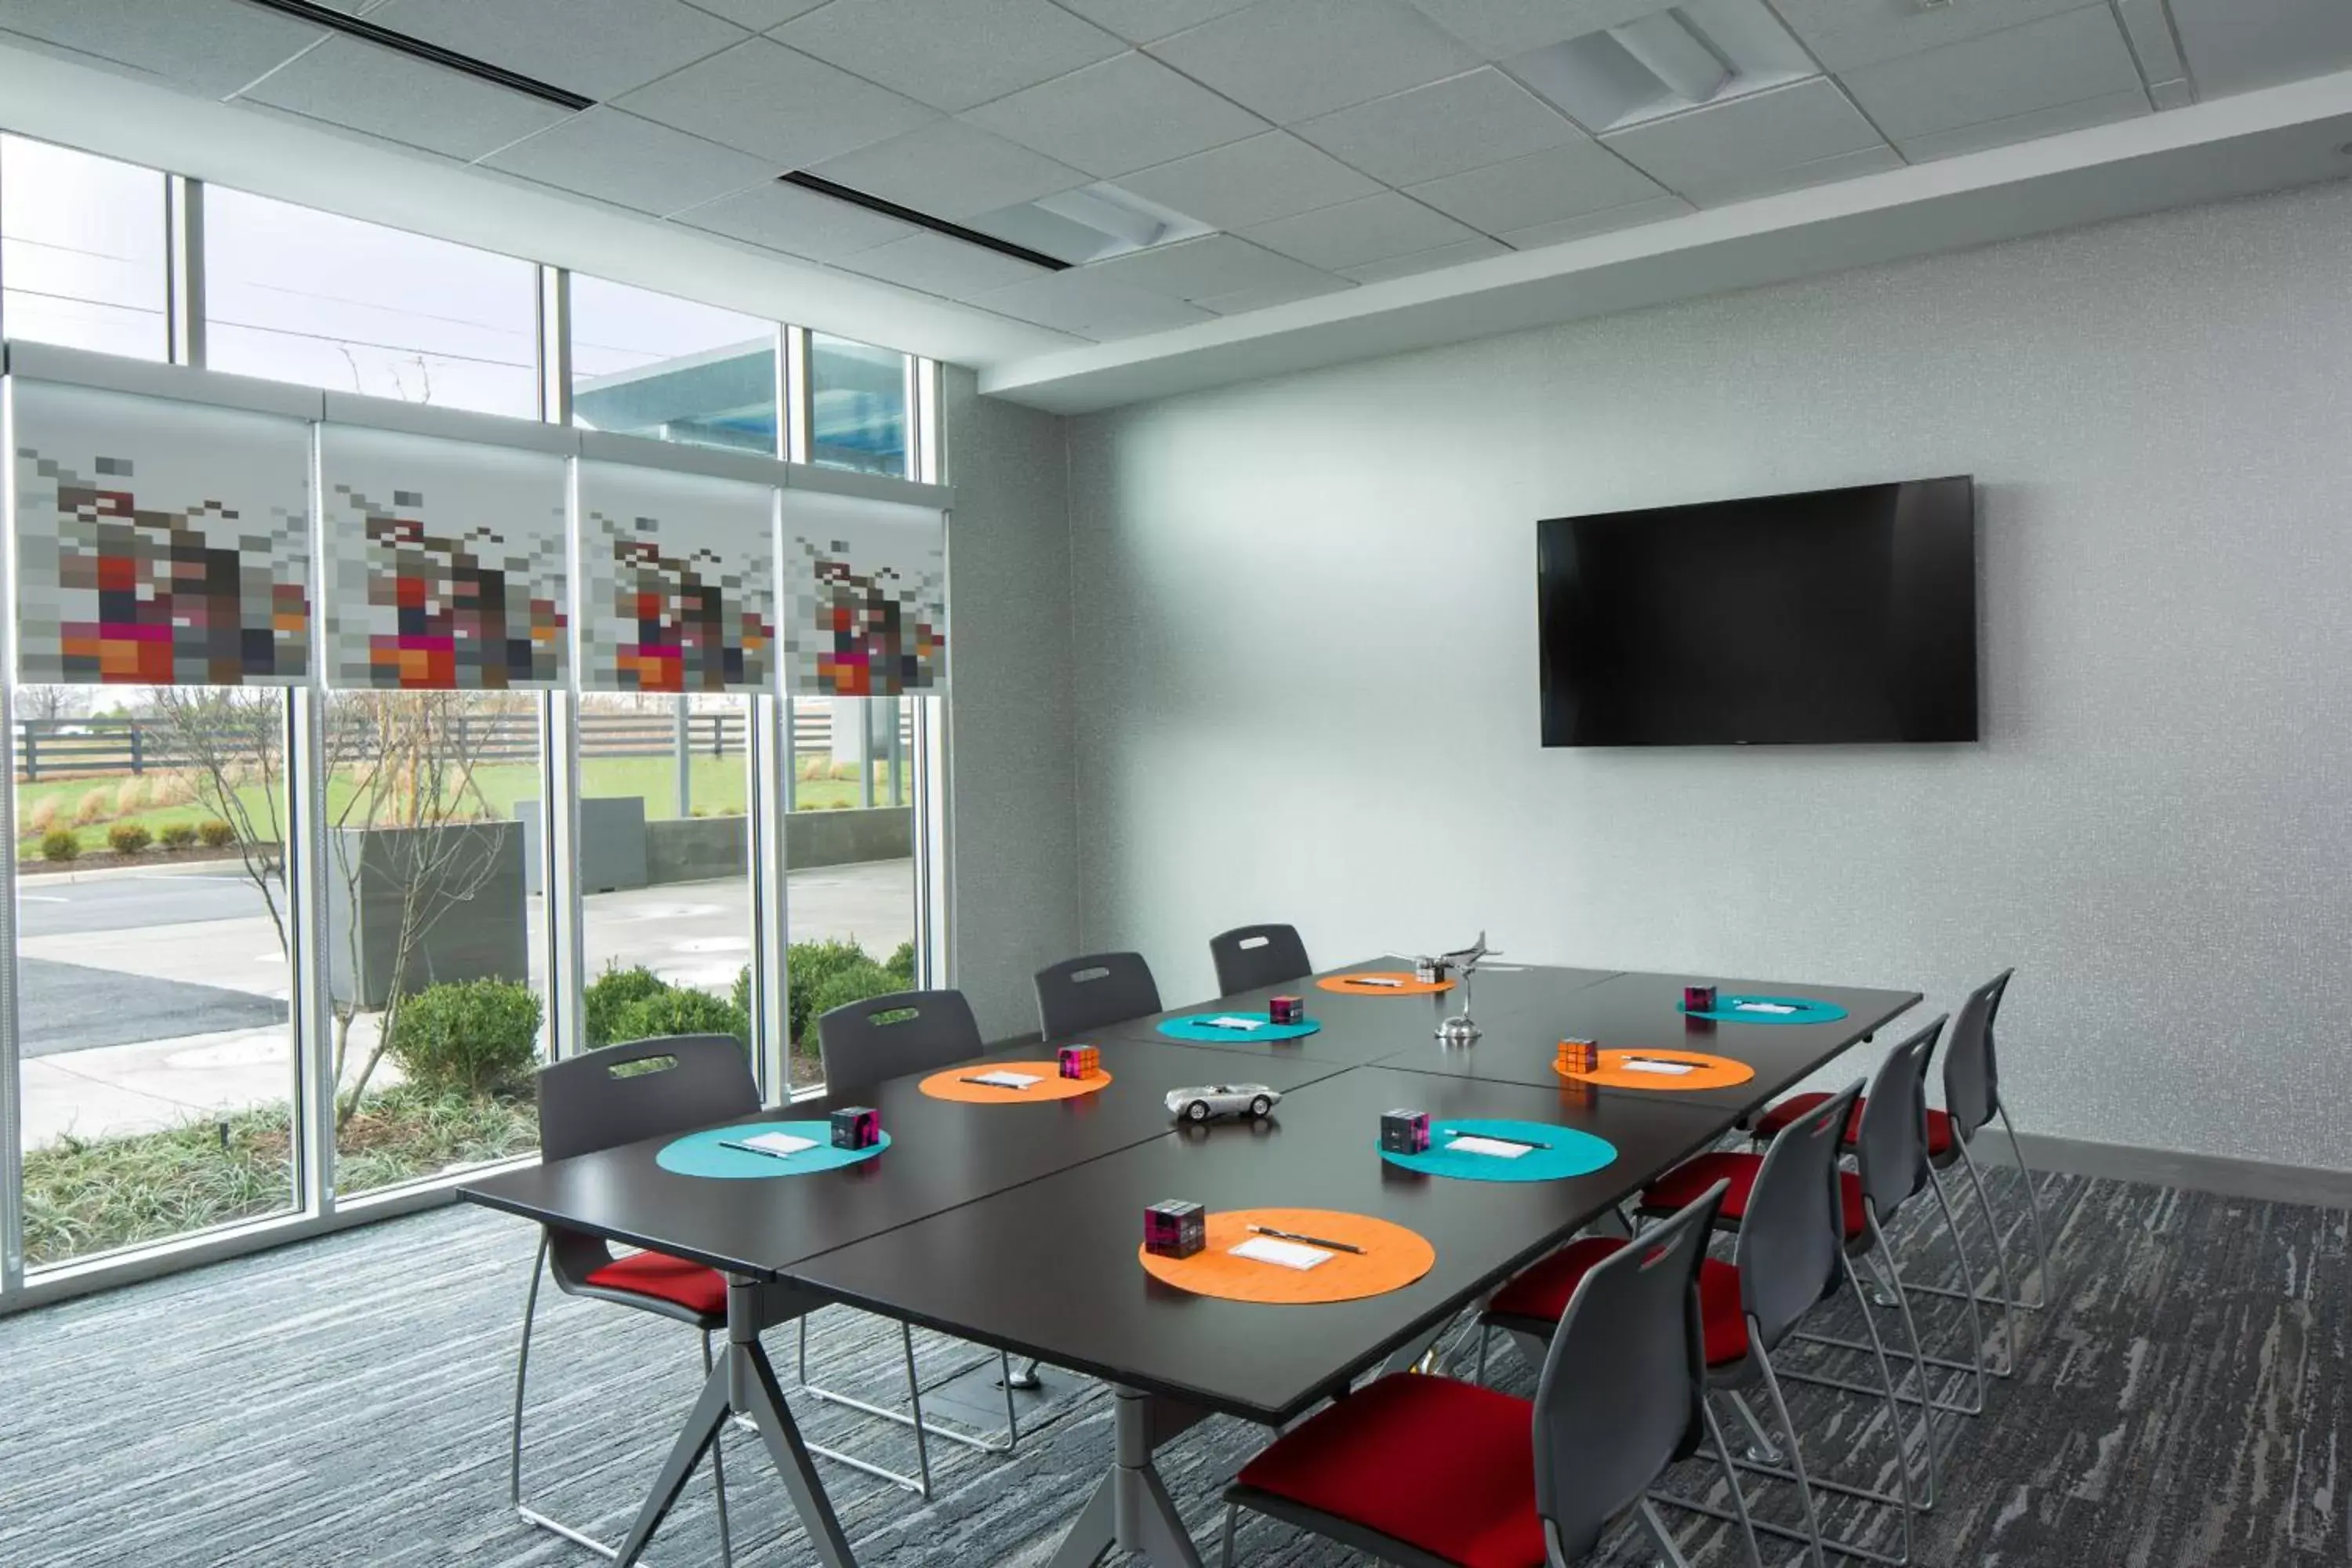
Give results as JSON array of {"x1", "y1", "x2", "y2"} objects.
[
  {"x1": 673, "y1": 179, "x2": 919, "y2": 259},
  {"x1": 1244, "y1": 191, "x2": 1481, "y2": 270},
  {"x1": 1675, "y1": 141, "x2": 1903, "y2": 205},
  {"x1": 971, "y1": 270, "x2": 1215, "y2": 338},
  {"x1": 1600, "y1": 78, "x2": 1885, "y2": 194},
  {"x1": 364, "y1": 0, "x2": 747, "y2": 101},
  {"x1": 1841, "y1": 7, "x2": 2144, "y2": 141},
  {"x1": 2169, "y1": 0, "x2": 2352, "y2": 97},
  {"x1": 1294, "y1": 67, "x2": 1586, "y2": 187},
  {"x1": 833, "y1": 232, "x2": 1053, "y2": 299},
  {"x1": 1338, "y1": 236, "x2": 1510, "y2": 281},
  {"x1": 960, "y1": 52, "x2": 1268, "y2": 179},
  {"x1": 1762, "y1": 0, "x2": 2097, "y2": 73},
  {"x1": 805, "y1": 121, "x2": 1086, "y2": 220},
  {"x1": 1406, "y1": 140, "x2": 1664, "y2": 233},
  {"x1": 1083, "y1": 234, "x2": 1338, "y2": 301},
  {"x1": 615, "y1": 38, "x2": 934, "y2": 168},
  {"x1": 1115, "y1": 131, "x2": 1383, "y2": 230},
  {"x1": 482, "y1": 107, "x2": 781, "y2": 216},
  {"x1": 684, "y1": 0, "x2": 828, "y2": 25},
  {"x1": 1498, "y1": 192, "x2": 1694, "y2": 247},
  {"x1": 1895, "y1": 85, "x2": 2148, "y2": 162},
  {"x1": 1148, "y1": 0, "x2": 1479, "y2": 124},
  {"x1": 238, "y1": 36, "x2": 575, "y2": 161},
  {"x1": 2113, "y1": 0, "x2": 2184, "y2": 83},
  {"x1": 1052, "y1": 0, "x2": 1261, "y2": 44},
  {"x1": 775, "y1": 0, "x2": 1123, "y2": 113},
  {"x1": 0, "y1": 0, "x2": 325, "y2": 97},
  {"x1": 1196, "y1": 274, "x2": 1356, "y2": 313},
  {"x1": 1404, "y1": 0, "x2": 1660, "y2": 60}
]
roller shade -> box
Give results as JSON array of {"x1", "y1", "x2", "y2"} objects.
[
  {"x1": 319, "y1": 424, "x2": 569, "y2": 690},
  {"x1": 9, "y1": 377, "x2": 311, "y2": 686},
  {"x1": 575, "y1": 459, "x2": 776, "y2": 693},
  {"x1": 778, "y1": 487, "x2": 948, "y2": 697}
]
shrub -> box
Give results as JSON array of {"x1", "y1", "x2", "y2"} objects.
[
  {"x1": 583, "y1": 962, "x2": 670, "y2": 1049},
  {"x1": 786, "y1": 938, "x2": 874, "y2": 1045},
  {"x1": 386, "y1": 978, "x2": 543, "y2": 1098},
  {"x1": 604, "y1": 985, "x2": 748, "y2": 1049},
  {"x1": 158, "y1": 824, "x2": 199, "y2": 850},
  {"x1": 39, "y1": 829, "x2": 80, "y2": 863},
  {"x1": 106, "y1": 823, "x2": 153, "y2": 855},
  {"x1": 885, "y1": 942, "x2": 917, "y2": 984},
  {"x1": 805, "y1": 960, "x2": 906, "y2": 1036},
  {"x1": 829, "y1": 761, "x2": 862, "y2": 782},
  {"x1": 732, "y1": 964, "x2": 753, "y2": 1018},
  {"x1": 150, "y1": 772, "x2": 198, "y2": 807},
  {"x1": 73, "y1": 788, "x2": 114, "y2": 826},
  {"x1": 25, "y1": 796, "x2": 60, "y2": 834},
  {"x1": 114, "y1": 777, "x2": 149, "y2": 813},
  {"x1": 197, "y1": 820, "x2": 237, "y2": 849}
]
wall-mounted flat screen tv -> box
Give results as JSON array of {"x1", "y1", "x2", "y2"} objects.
[{"x1": 1537, "y1": 476, "x2": 1978, "y2": 747}]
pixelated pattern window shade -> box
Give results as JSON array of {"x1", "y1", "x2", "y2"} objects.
[
  {"x1": 10, "y1": 379, "x2": 311, "y2": 686},
  {"x1": 320, "y1": 425, "x2": 568, "y2": 690},
  {"x1": 575, "y1": 459, "x2": 776, "y2": 693},
  {"x1": 779, "y1": 488, "x2": 947, "y2": 698}
]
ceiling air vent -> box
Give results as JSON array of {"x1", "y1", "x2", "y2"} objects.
[
  {"x1": 1504, "y1": 0, "x2": 1814, "y2": 134},
  {"x1": 960, "y1": 183, "x2": 1213, "y2": 267}
]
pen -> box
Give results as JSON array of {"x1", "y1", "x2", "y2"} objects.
[
  {"x1": 1352, "y1": 976, "x2": 1404, "y2": 987},
  {"x1": 1622, "y1": 1057, "x2": 1690, "y2": 1070},
  {"x1": 1248, "y1": 1224, "x2": 1367, "y2": 1255},
  {"x1": 720, "y1": 1140, "x2": 798, "y2": 1160},
  {"x1": 961, "y1": 1076, "x2": 1026, "y2": 1089},
  {"x1": 1441, "y1": 1128, "x2": 1551, "y2": 1150}
]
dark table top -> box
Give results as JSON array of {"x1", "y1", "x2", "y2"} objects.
[
  {"x1": 781, "y1": 1064, "x2": 1733, "y2": 1425},
  {"x1": 456, "y1": 1038, "x2": 1350, "y2": 1279},
  {"x1": 1375, "y1": 970, "x2": 1922, "y2": 1113}
]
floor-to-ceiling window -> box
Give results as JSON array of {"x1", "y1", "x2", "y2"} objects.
[
  {"x1": 807, "y1": 332, "x2": 913, "y2": 477},
  {"x1": 0, "y1": 136, "x2": 168, "y2": 361}
]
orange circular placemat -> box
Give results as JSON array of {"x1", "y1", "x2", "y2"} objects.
[
  {"x1": 1316, "y1": 971, "x2": 1456, "y2": 996},
  {"x1": 1556, "y1": 1048, "x2": 1755, "y2": 1091},
  {"x1": 919, "y1": 1062, "x2": 1113, "y2": 1104},
  {"x1": 1138, "y1": 1207, "x2": 1435, "y2": 1305}
]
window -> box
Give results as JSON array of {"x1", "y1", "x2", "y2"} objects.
[
  {"x1": 571, "y1": 276, "x2": 779, "y2": 456},
  {"x1": 0, "y1": 136, "x2": 168, "y2": 360},
  {"x1": 203, "y1": 188, "x2": 538, "y2": 417},
  {"x1": 808, "y1": 332, "x2": 911, "y2": 477}
]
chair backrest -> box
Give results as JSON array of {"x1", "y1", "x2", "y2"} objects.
[
  {"x1": 1034, "y1": 951, "x2": 1162, "y2": 1038},
  {"x1": 538, "y1": 1034, "x2": 760, "y2": 1163},
  {"x1": 1209, "y1": 924, "x2": 1312, "y2": 996},
  {"x1": 1534, "y1": 1181, "x2": 1729, "y2": 1563},
  {"x1": 1853, "y1": 1016, "x2": 1944, "y2": 1222},
  {"x1": 1942, "y1": 970, "x2": 2012, "y2": 1138},
  {"x1": 1735, "y1": 1080, "x2": 1864, "y2": 1354},
  {"x1": 817, "y1": 988, "x2": 982, "y2": 1099}
]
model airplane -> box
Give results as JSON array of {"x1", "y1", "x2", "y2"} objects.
[{"x1": 1415, "y1": 931, "x2": 1497, "y2": 978}]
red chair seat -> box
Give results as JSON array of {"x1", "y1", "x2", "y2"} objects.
[
  {"x1": 1485, "y1": 1236, "x2": 1750, "y2": 1367},
  {"x1": 1235, "y1": 1374, "x2": 1546, "y2": 1568},
  {"x1": 1752, "y1": 1093, "x2": 1956, "y2": 1157},
  {"x1": 1640, "y1": 1151, "x2": 1868, "y2": 1243},
  {"x1": 583, "y1": 1250, "x2": 727, "y2": 1317}
]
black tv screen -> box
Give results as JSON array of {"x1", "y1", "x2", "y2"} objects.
[{"x1": 1537, "y1": 477, "x2": 1978, "y2": 747}]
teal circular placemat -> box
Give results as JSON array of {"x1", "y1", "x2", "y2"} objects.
[
  {"x1": 1680, "y1": 994, "x2": 1848, "y2": 1025},
  {"x1": 1158, "y1": 1011, "x2": 1323, "y2": 1044},
  {"x1": 1379, "y1": 1119, "x2": 1617, "y2": 1183},
  {"x1": 656, "y1": 1120, "x2": 891, "y2": 1179}
]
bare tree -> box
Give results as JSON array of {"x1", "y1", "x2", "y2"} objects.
[
  {"x1": 16, "y1": 687, "x2": 93, "y2": 723},
  {"x1": 146, "y1": 688, "x2": 291, "y2": 958}
]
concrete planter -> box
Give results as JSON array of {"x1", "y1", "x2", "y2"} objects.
[
  {"x1": 514, "y1": 797, "x2": 648, "y2": 895},
  {"x1": 327, "y1": 821, "x2": 528, "y2": 1010},
  {"x1": 637, "y1": 808, "x2": 913, "y2": 887}
]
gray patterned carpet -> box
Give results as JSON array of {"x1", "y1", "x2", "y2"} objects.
[{"x1": 0, "y1": 1163, "x2": 2343, "y2": 1567}]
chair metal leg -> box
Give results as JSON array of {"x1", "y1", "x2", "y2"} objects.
[
  {"x1": 1956, "y1": 1141, "x2": 2025, "y2": 1375},
  {"x1": 902, "y1": 1322, "x2": 935, "y2": 1499},
  {"x1": 1869, "y1": 1216, "x2": 1941, "y2": 1510},
  {"x1": 1637, "y1": 1498, "x2": 1696, "y2": 1568},
  {"x1": 1928, "y1": 1164, "x2": 1994, "y2": 1407},
  {"x1": 1998, "y1": 1105, "x2": 2062, "y2": 1307},
  {"x1": 1726, "y1": 1390, "x2": 1784, "y2": 1465},
  {"x1": 510, "y1": 1234, "x2": 547, "y2": 1512},
  {"x1": 1846, "y1": 1258, "x2": 1918, "y2": 1564},
  {"x1": 1755, "y1": 1348, "x2": 1830, "y2": 1568},
  {"x1": 1701, "y1": 1394, "x2": 1767, "y2": 1568},
  {"x1": 1472, "y1": 1324, "x2": 1493, "y2": 1387},
  {"x1": 793, "y1": 1310, "x2": 1019, "y2": 1496},
  {"x1": 702, "y1": 1333, "x2": 734, "y2": 1568},
  {"x1": 1220, "y1": 1501, "x2": 1238, "y2": 1568}
]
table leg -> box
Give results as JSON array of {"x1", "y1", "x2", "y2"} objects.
[
  {"x1": 610, "y1": 1277, "x2": 858, "y2": 1568},
  {"x1": 1047, "y1": 1385, "x2": 1209, "y2": 1568}
]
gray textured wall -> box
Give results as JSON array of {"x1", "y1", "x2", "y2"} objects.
[
  {"x1": 1062, "y1": 178, "x2": 2352, "y2": 1171},
  {"x1": 941, "y1": 364, "x2": 1081, "y2": 1042}
]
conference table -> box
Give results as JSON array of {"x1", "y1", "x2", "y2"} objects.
[{"x1": 459, "y1": 958, "x2": 1918, "y2": 1567}]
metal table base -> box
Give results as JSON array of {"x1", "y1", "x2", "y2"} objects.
[{"x1": 1047, "y1": 1386, "x2": 1214, "y2": 1568}]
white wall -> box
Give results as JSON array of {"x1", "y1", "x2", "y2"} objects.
[
  {"x1": 1062, "y1": 177, "x2": 2352, "y2": 1172},
  {"x1": 940, "y1": 366, "x2": 1080, "y2": 1041}
]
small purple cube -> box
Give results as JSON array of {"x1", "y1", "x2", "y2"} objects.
[
  {"x1": 1381, "y1": 1109, "x2": 1431, "y2": 1154},
  {"x1": 1145, "y1": 1200, "x2": 1206, "y2": 1258},
  {"x1": 1683, "y1": 984, "x2": 1718, "y2": 1013},
  {"x1": 831, "y1": 1106, "x2": 880, "y2": 1150}
]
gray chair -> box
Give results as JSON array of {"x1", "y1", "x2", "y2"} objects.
[
  {"x1": 512, "y1": 1034, "x2": 755, "y2": 1565},
  {"x1": 804, "y1": 988, "x2": 1022, "y2": 1495},
  {"x1": 1208, "y1": 923, "x2": 1312, "y2": 996},
  {"x1": 1219, "y1": 1182, "x2": 1759, "y2": 1568},
  {"x1": 1033, "y1": 950, "x2": 1161, "y2": 1039}
]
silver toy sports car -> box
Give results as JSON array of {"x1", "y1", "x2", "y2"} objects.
[{"x1": 1166, "y1": 1083, "x2": 1282, "y2": 1123}]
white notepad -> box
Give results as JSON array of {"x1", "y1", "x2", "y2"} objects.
[
  {"x1": 1352, "y1": 976, "x2": 1405, "y2": 988},
  {"x1": 1621, "y1": 1058, "x2": 1697, "y2": 1076},
  {"x1": 1203, "y1": 1015, "x2": 1267, "y2": 1031},
  {"x1": 738, "y1": 1131, "x2": 818, "y2": 1156},
  {"x1": 1446, "y1": 1135, "x2": 1532, "y2": 1160},
  {"x1": 968, "y1": 1070, "x2": 1041, "y2": 1089},
  {"x1": 1733, "y1": 1001, "x2": 1799, "y2": 1014},
  {"x1": 1231, "y1": 1236, "x2": 1330, "y2": 1270}
]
